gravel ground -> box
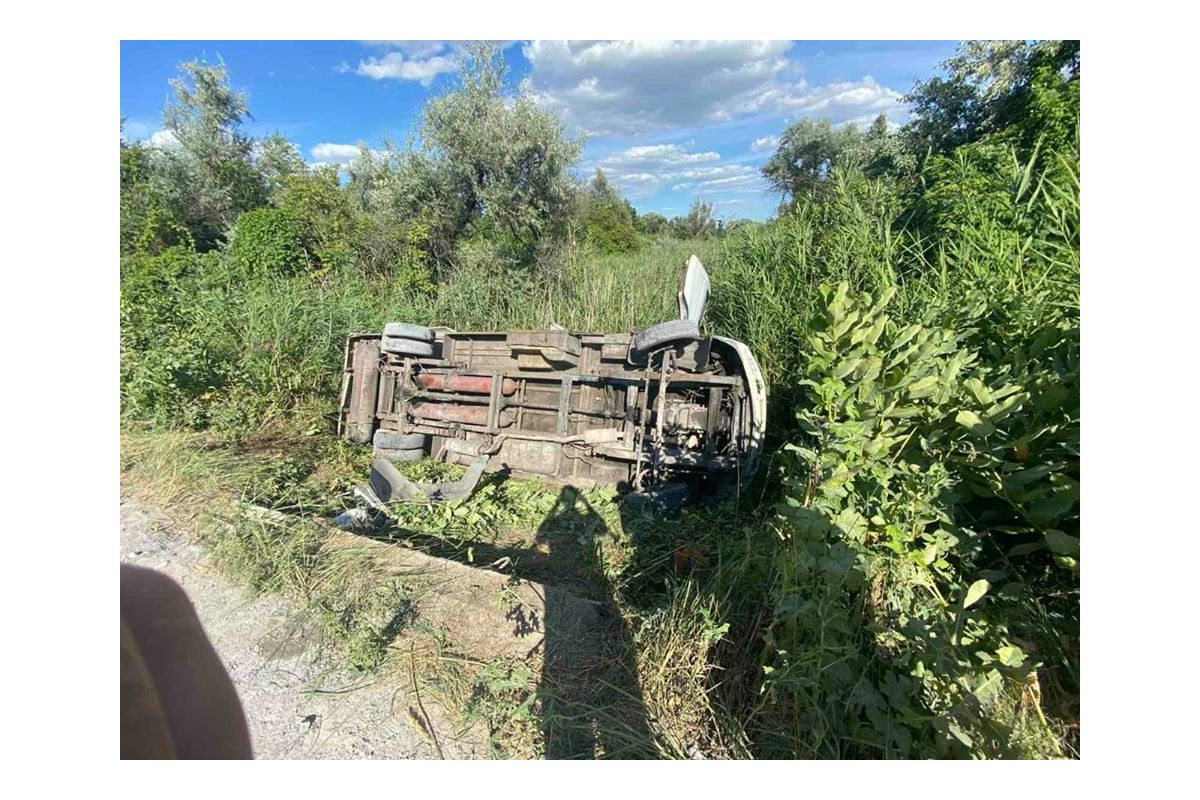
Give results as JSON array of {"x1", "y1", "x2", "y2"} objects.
[{"x1": 120, "y1": 500, "x2": 485, "y2": 759}]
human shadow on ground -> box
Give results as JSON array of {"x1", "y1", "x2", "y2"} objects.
[{"x1": 532, "y1": 487, "x2": 656, "y2": 759}]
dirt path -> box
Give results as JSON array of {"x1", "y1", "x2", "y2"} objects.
[{"x1": 120, "y1": 500, "x2": 485, "y2": 759}]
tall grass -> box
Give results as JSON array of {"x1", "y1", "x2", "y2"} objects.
[{"x1": 121, "y1": 236, "x2": 708, "y2": 433}]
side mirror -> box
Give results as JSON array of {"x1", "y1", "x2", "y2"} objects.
[{"x1": 677, "y1": 254, "x2": 710, "y2": 324}]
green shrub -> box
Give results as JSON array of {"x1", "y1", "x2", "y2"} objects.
[
  {"x1": 760, "y1": 283, "x2": 1074, "y2": 758},
  {"x1": 120, "y1": 247, "x2": 231, "y2": 426},
  {"x1": 582, "y1": 201, "x2": 639, "y2": 253},
  {"x1": 580, "y1": 170, "x2": 639, "y2": 254},
  {"x1": 228, "y1": 207, "x2": 309, "y2": 277}
]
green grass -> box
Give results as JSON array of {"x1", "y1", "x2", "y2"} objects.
[{"x1": 120, "y1": 424, "x2": 752, "y2": 758}]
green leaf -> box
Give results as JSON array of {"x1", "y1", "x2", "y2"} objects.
[
  {"x1": 955, "y1": 409, "x2": 995, "y2": 436},
  {"x1": 1044, "y1": 529, "x2": 1080, "y2": 556},
  {"x1": 889, "y1": 323, "x2": 922, "y2": 352},
  {"x1": 963, "y1": 377, "x2": 992, "y2": 405},
  {"x1": 997, "y1": 646, "x2": 1026, "y2": 668},
  {"x1": 985, "y1": 390, "x2": 1030, "y2": 423},
  {"x1": 963, "y1": 579, "x2": 990, "y2": 609},
  {"x1": 833, "y1": 357, "x2": 863, "y2": 379},
  {"x1": 907, "y1": 375, "x2": 940, "y2": 399},
  {"x1": 973, "y1": 668, "x2": 1003, "y2": 704}
]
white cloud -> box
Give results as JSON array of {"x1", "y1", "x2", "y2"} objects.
[
  {"x1": 751, "y1": 135, "x2": 778, "y2": 153},
  {"x1": 522, "y1": 40, "x2": 906, "y2": 137},
  {"x1": 355, "y1": 52, "x2": 458, "y2": 85},
  {"x1": 587, "y1": 142, "x2": 765, "y2": 199},
  {"x1": 766, "y1": 77, "x2": 903, "y2": 127},
  {"x1": 148, "y1": 129, "x2": 180, "y2": 149},
  {"x1": 360, "y1": 41, "x2": 447, "y2": 58},
  {"x1": 309, "y1": 142, "x2": 386, "y2": 165}
]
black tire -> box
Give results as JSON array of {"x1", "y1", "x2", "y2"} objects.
[
  {"x1": 630, "y1": 319, "x2": 700, "y2": 356},
  {"x1": 381, "y1": 337, "x2": 435, "y2": 357},
  {"x1": 383, "y1": 322, "x2": 435, "y2": 342},
  {"x1": 372, "y1": 430, "x2": 428, "y2": 450},
  {"x1": 374, "y1": 446, "x2": 425, "y2": 463}
]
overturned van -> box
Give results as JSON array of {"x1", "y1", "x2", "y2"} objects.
[{"x1": 338, "y1": 256, "x2": 766, "y2": 503}]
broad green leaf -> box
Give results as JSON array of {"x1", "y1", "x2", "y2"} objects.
[
  {"x1": 1044, "y1": 529, "x2": 1080, "y2": 556},
  {"x1": 947, "y1": 721, "x2": 974, "y2": 748},
  {"x1": 864, "y1": 315, "x2": 888, "y2": 346},
  {"x1": 833, "y1": 357, "x2": 863, "y2": 379},
  {"x1": 997, "y1": 646, "x2": 1026, "y2": 668},
  {"x1": 889, "y1": 323, "x2": 922, "y2": 352},
  {"x1": 973, "y1": 668, "x2": 1003, "y2": 704},
  {"x1": 908, "y1": 375, "x2": 940, "y2": 399},
  {"x1": 964, "y1": 377, "x2": 992, "y2": 405},
  {"x1": 985, "y1": 390, "x2": 1030, "y2": 422},
  {"x1": 963, "y1": 579, "x2": 990, "y2": 609},
  {"x1": 955, "y1": 410, "x2": 995, "y2": 436},
  {"x1": 832, "y1": 310, "x2": 861, "y2": 341}
]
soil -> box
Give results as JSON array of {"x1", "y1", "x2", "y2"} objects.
[{"x1": 119, "y1": 499, "x2": 485, "y2": 760}]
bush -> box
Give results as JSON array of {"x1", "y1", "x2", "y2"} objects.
[
  {"x1": 761, "y1": 282, "x2": 1075, "y2": 758},
  {"x1": 228, "y1": 207, "x2": 309, "y2": 278},
  {"x1": 580, "y1": 170, "x2": 639, "y2": 254},
  {"x1": 120, "y1": 247, "x2": 231, "y2": 426}
]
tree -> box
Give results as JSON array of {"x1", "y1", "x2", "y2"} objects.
[
  {"x1": 761, "y1": 119, "x2": 865, "y2": 199},
  {"x1": 580, "y1": 169, "x2": 639, "y2": 253},
  {"x1": 902, "y1": 40, "x2": 1080, "y2": 157},
  {"x1": 418, "y1": 42, "x2": 582, "y2": 261},
  {"x1": 841, "y1": 114, "x2": 917, "y2": 180},
  {"x1": 257, "y1": 133, "x2": 307, "y2": 196},
  {"x1": 674, "y1": 198, "x2": 716, "y2": 239},
  {"x1": 149, "y1": 59, "x2": 269, "y2": 250},
  {"x1": 121, "y1": 121, "x2": 190, "y2": 255},
  {"x1": 637, "y1": 211, "x2": 669, "y2": 237}
]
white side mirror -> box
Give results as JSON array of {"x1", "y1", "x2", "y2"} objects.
[{"x1": 677, "y1": 255, "x2": 710, "y2": 324}]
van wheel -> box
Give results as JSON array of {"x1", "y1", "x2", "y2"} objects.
[
  {"x1": 383, "y1": 322, "x2": 435, "y2": 342},
  {"x1": 382, "y1": 337, "x2": 435, "y2": 357},
  {"x1": 374, "y1": 447, "x2": 425, "y2": 463},
  {"x1": 630, "y1": 319, "x2": 700, "y2": 357},
  {"x1": 373, "y1": 430, "x2": 428, "y2": 450}
]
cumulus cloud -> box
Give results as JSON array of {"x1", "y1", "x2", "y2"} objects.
[
  {"x1": 349, "y1": 41, "x2": 521, "y2": 85},
  {"x1": 355, "y1": 51, "x2": 458, "y2": 85},
  {"x1": 588, "y1": 142, "x2": 765, "y2": 198},
  {"x1": 765, "y1": 76, "x2": 903, "y2": 127},
  {"x1": 360, "y1": 41, "x2": 447, "y2": 58},
  {"x1": 148, "y1": 129, "x2": 180, "y2": 149},
  {"x1": 522, "y1": 40, "x2": 906, "y2": 137},
  {"x1": 309, "y1": 142, "x2": 387, "y2": 166},
  {"x1": 122, "y1": 119, "x2": 155, "y2": 140},
  {"x1": 751, "y1": 135, "x2": 778, "y2": 153}
]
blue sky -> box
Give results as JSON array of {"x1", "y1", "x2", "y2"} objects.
[{"x1": 120, "y1": 40, "x2": 960, "y2": 221}]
